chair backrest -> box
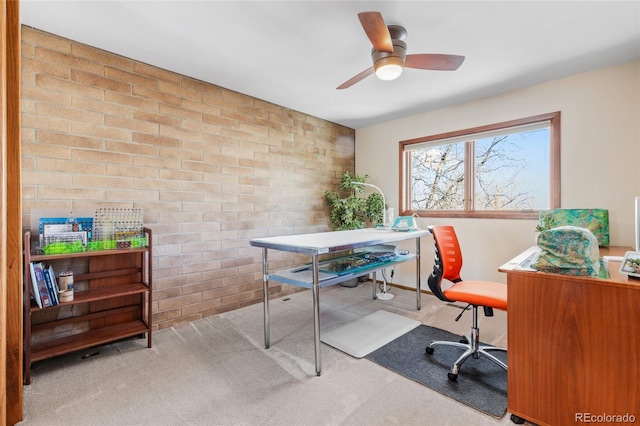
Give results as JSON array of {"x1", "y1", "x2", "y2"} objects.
[{"x1": 428, "y1": 225, "x2": 463, "y2": 302}]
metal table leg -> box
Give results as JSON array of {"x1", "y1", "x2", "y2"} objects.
[
  {"x1": 311, "y1": 254, "x2": 321, "y2": 376},
  {"x1": 372, "y1": 271, "x2": 377, "y2": 299},
  {"x1": 416, "y1": 237, "x2": 421, "y2": 310},
  {"x1": 262, "y1": 248, "x2": 270, "y2": 348}
]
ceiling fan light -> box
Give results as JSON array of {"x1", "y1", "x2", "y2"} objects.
[{"x1": 374, "y1": 56, "x2": 403, "y2": 81}]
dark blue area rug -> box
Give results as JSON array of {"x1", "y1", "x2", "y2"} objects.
[{"x1": 365, "y1": 324, "x2": 507, "y2": 418}]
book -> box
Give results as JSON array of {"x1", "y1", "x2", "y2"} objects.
[
  {"x1": 30, "y1": 262, "x2": 53, "y2": 308},
  {"x1": 29, "y1": 262, "x2": 43, "y2": 309},
  {"x1": 47, "y1": 265, "x2": 60, "y2": 302},
  {"x1": 44, "y1": 264, "x2": 59, "y2": 305}
]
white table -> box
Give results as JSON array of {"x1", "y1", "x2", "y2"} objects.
[{"x1": 250, "y1": 228, "x2": 430, "y2": 375}]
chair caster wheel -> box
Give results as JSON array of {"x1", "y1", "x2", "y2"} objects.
[
  {"x1": 510, "y1": 414, "x2": 525, "y2": 424},
  {"x1": 425, "y1": 346, "x2": 434, "y2": 354},
  {"x1": 459, "y1": 336, "x2": 469, "y2": 344},
  {"x1": 447, "y1": 372, "x2": 458, "y2": 382}
]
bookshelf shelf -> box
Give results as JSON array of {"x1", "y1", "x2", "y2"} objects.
[
  {"x1": 28, "y1": 284, "x2": 149, "y2": 312},
  {"x1": 23, "y1": 228, "x2": 153, "y2": 384},
  {"x1": 31, "y1": 320, "x2": 150, "y2": 362}
]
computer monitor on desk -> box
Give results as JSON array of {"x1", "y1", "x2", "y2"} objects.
[{"x1": 635, "y1": 196, "x2": 640, "y2": 252}]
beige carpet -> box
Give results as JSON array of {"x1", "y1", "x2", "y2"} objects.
[{"x1": 20, "y1": 283, "x2": 517, "y2": 426}]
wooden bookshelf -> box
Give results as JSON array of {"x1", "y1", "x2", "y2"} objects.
[{"x1": 22, "y1": 228, "x2": 153, "y2": 384}]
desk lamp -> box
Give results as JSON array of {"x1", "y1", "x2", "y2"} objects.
[
  {"x1": 352, "y1": 182, "x2": 387, "y2": 228},
  {"x1": 352, "y1": 181, "x2": 394, "y2": 300},
  {"x1": 376, "y1": 270, "x2": 395, "y2": 301}
]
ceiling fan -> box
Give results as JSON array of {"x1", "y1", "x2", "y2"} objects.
[{"x1": 337, "y1": 11, "x2": 465, "y2": 90}]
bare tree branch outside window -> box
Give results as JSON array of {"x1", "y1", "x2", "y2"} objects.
[
  {"x1": 409, "y1": 128, "x2": 550, "y2": 212},
  {"x1": 400, "y1": 112, "x2": 560, "y2": 219},
  {"x1": 411, "y1": 142, "x2": 465, "y2": 210}
]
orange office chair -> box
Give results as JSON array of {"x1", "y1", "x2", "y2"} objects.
[{"x1": 425, "y1": 225, "x2": 507, "y2": 382}]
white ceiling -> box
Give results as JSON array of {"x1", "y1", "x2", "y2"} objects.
[{"x1": 20, "y1": 1, "x2": 640, "y2": 129}]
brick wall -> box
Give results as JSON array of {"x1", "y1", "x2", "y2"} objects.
[{"x1": 21, "y1": 26, "x2": 355, "y2": 331}]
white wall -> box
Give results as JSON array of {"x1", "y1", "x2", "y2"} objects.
[{"x1": 356, "y1": 60, "x2": 640, "y2": 286}]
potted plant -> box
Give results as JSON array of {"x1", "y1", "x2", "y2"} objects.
[{"x1": 325, "y1": 172, "x2": 384, "y2": 230}]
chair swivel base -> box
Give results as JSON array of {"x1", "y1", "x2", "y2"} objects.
[{"x1": 425, "y1": 326, "x2": 507, "y2": 382}]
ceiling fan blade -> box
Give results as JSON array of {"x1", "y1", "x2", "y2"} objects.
[
  {"x1": 405, "y1": 54, "x2": 465, "y2": 71},
  {"x1": 336, "y1": 67, "x2": 375, "y2": 90},
  {"x1": 358, "y1": 11, "x2": 393, "y2": 53}
]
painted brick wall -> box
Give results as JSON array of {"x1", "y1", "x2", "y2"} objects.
[{"x1": 21, "y1": 26, "x2": 355, "y2": 331}]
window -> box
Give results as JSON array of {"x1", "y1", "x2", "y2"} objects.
[{"x1": 400, "y1": 112, "x2": 560, "y2": 219}]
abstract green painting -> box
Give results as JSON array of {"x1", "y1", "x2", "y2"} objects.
[{"x1": 540, "y1": 209, "x2": 610, "y2": 247}]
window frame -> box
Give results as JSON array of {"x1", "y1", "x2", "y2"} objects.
[{"x1": 399, "y1": 112, "x2": 561, "y2": 220}]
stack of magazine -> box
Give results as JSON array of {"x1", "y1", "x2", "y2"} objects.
[{"x1": 29, "y1": 262, "x2": 60, "y2": 308}]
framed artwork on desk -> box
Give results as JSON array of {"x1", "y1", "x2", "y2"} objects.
[{"x1": 619, "y1": 251, "x2": 640, "y2": 278}]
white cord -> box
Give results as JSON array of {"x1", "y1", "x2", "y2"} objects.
[{"x1": 380, "y1": 269, "x2": 388, "y2": 293}]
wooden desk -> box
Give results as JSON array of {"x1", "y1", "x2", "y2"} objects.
[{"x1": 500, "y1": 247, "x2": 640, "y2": 425}]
